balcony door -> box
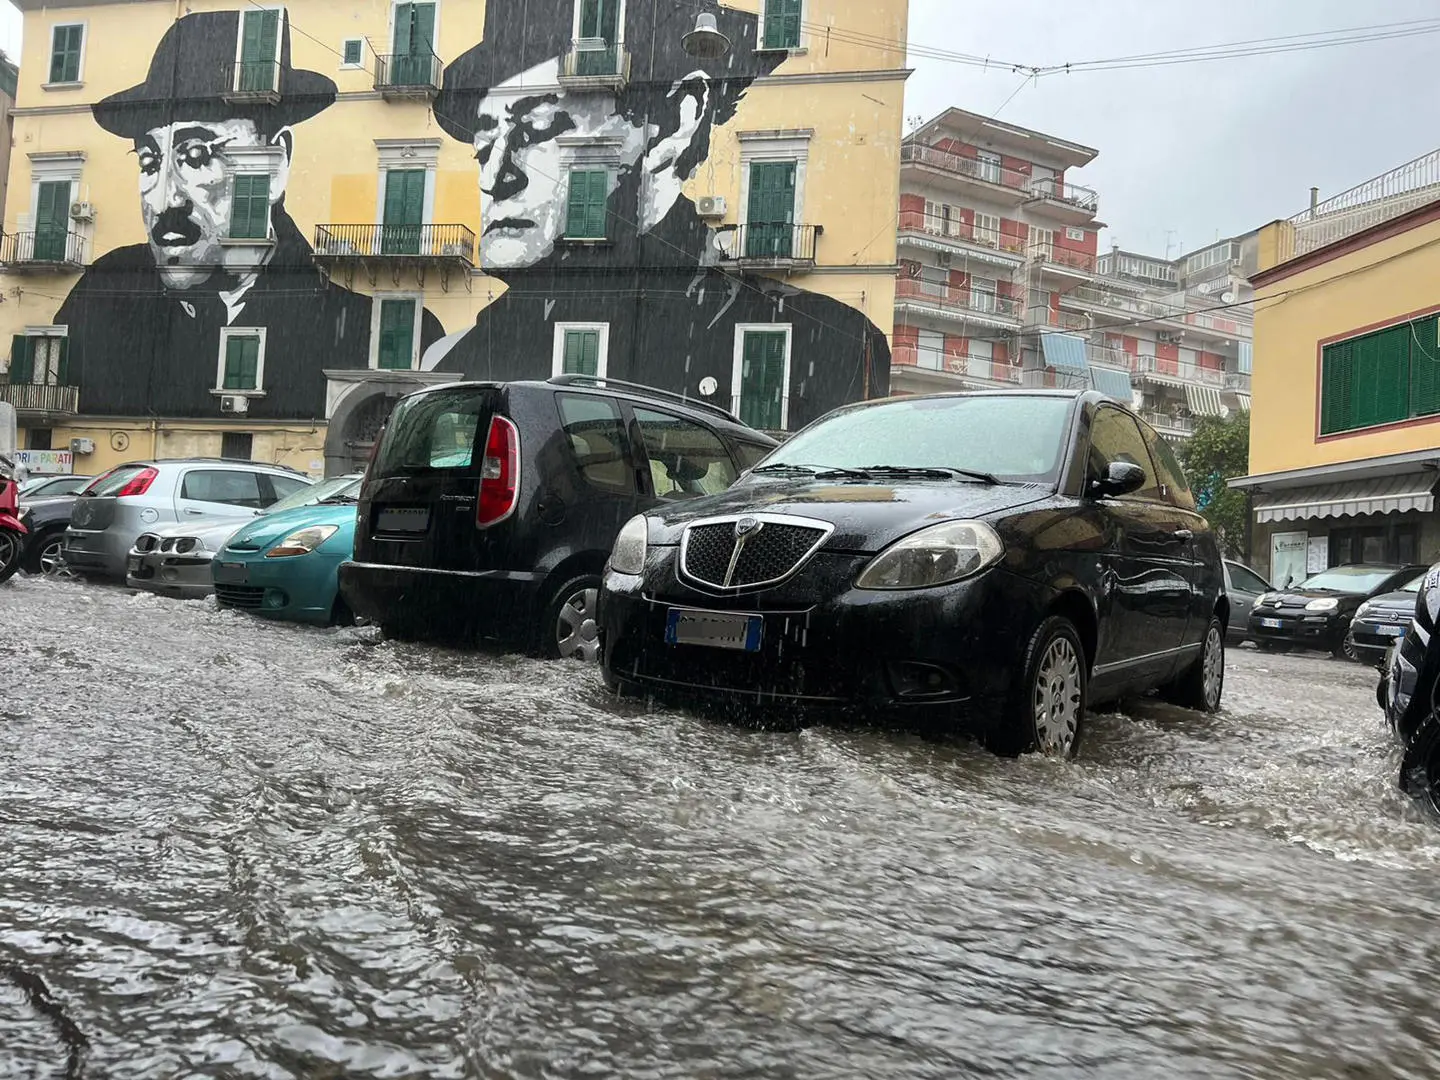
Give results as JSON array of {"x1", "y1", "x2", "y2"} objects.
[
  {"x1": 33, "y1": 181, "x2": 70, "y2": 262},
  {"x1": 576, "y1": 0, "x2": 621, "y2": 75},
  {"x1": 238, "y1": 9, "x2": 280, "y2": 92},
  {"x1": 391, "y1": 2, "x2": 436, "y2": 86},
  {"x1": 382, "y1": 169, "x2": 425, "y2": 255},
  {"x1": 746, "y1": 161, "x2": 796, "y2": 258},
  {"x1": 8, "y1": 334, "x2": 67, "y2": 386}
]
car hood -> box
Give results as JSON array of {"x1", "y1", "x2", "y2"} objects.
[
  {"x1": 1263, "y1": 588, "x2": 1369, "y2": 609},
  {"x1": 222, "y1": 503, "x2": 357, "y2": 552},
  {"x1": 1360, "y1": 589, "x2": 1420, "y2": 613},
  {"x1": 139, "y1": 518, "x2": 247, "y2": 552},
  {"x1": 647, "y1": 478, "x2": 1056, "y2": 552}
]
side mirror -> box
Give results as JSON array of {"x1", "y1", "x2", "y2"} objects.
[{"x1": 1090, "y1": 461, "x2": 1147, "y2": 499}]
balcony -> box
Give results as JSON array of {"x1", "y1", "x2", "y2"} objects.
[
  {"x1": 896, "y1": 211, "x2": 1026, "y2": 270},
  {"x1": 893, "y1": 345, "x2": 1021, "y2": 388},
  {"x1": 899, "y1": 143, "x2": 1029, "y2": 204},
  {"x1": 1030, "y1": 245, "x2": 1099, "y2": 278},
  {"x1": 718, "y1": 223, "x2": 821, "y2": 271},
  {"x1": 374, "y1": 52, "x2": 441, "y2": 101},
  {"x1": 0, "y1": 381, "x2": 80, "y2": 419},
  {"x1": 1025, "y1": 177, "x2": 1099, "y2": 224},
  {"x1": 895, "y1": 277, "x2": 1023, "y2": 327},
  {"x1": 0, "y1": 229, "x2": 87, "y2": 273},
  {"x1": 1225, "y1": 371, "x2": 1251, "y2": 392},
  {"x1": 1139, "y1": 409, "x2": 1195, "y2": 438},
  {"x1": 1131, "y1": 354, "x2": 1226, "y2": 388},
  {"x1": 558, "y1": 40, "x2": 631, "y2": 90},
  {"x1": 312, "y1": 224, "x2": 476, "y2": 289},
  {"x1": 222, "y1": 59, "x2": 280, "y2": 105}
]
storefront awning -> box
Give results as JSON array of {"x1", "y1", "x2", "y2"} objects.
[
  {"x1": 1089, "y1": 365, "x2": 1133, "y2": 402},
  {"x1": 1040, "y1": 333, "x2": 1088, "y2": 371},
  {"x1": 1253, "y1": 472, "x2": 1437, "y2": 523},
  {"x1": 1185, "y1": 384, "x2": 1226, "y2": 417}
]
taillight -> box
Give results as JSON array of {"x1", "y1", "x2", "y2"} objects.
[
  {"x1": 116, "y1": 467, "x2": 158, "y2": 498},
  {"x1": 476, "y1": 416, "x2": 519, "y2": 528}
]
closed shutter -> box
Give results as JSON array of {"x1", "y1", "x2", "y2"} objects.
[
  {"x1": 565, "y1": 170, "x2": 608, "y2": 239},
  {"x1": 382, "y1": 169, "x2": 426, "y2": 254},
  {"x1": 763, "y1": 0, "x2": 802, "y2": 48},
  {"x1": 55, "y1": 336, "x2": 70, "y2": 386},
  {"x1": 1320, "y1": 338, "x2": 1354, "y2": 434},
  {"x1": 739, "y1": 331, "x2": 786, "y2": 430},
  {"x1": 577, "y1": 0, "x2": 620, "y2": 73},
  {"x1": 33, "y1": 181, "x2": 70, "y2": 261},
  {"x1": 49, "y1": 25, "x2": 82, "y2": 84},
  {"x1": 746, "y1": 161, "x2": 796, "y2": 258},
  {"x1": 229, "y1": 174, "x2": 270, "y2": 240},
  {"x1": 562, "y1": 329, "x2": 601, "y2": 376},
  {"x1": 223, "y1": 335, "x2": 260, "y2": 390},
  {"x1": 392, "y1": 3, "x2": 436, "y2": 84},
  {"x1": 1351, "y1": 324, "x2": 1408, "y2": 430},
  {"x1": 8, "y1": 335, "x2": 32, "y2": 384},
  {"x1": 239, "y1": 9, "x2": 279, "y2": 91},
  {"x1": 1408, "y1": 315, "x2": 1440, "y2": 419},
  {"x1": 378, "y1": 299, "x2": 416, "y2": 370}
]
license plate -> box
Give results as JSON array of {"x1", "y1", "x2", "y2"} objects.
[
  {"x1": 1377, "y1": 624, "x2": 1407, "y2": 637},
  {"x1": 214, "y1": 561, "x2": 248, "y2": 584},
  {"x1": 1258, "y1": 617, "x2": 1284, "y2": 629},
  {"x1": 665, "y1": 608, "x2": 763, "y2": 652},
  {"x1": 126, "y1": 554, "x2": 142, "y2": 573},
  {"x1": 377, "y1": 507, "x2": 430, "y2": 533}
]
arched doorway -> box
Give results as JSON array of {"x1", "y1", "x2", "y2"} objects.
[
  {"x1": 324, "y1": 374, "x2": 442, "y2": 477},
  {"x1": 341, "y1": 393, "x2": 400, "y2": 473}
]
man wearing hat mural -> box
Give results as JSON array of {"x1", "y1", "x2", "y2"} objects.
[
  {"x1": 52, "y1": 10, "x2": 442, "y2": 421},
  {"x1": 421, "y1": 1, "x2": 889, "y2": 430}
]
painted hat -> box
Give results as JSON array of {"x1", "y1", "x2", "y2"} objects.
[{"x1": 94, "y1": 11, "x2": 336, "y2": 140}]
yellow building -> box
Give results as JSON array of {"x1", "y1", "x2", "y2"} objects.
[
  {"x1": 0, "y1": 0, "x2": 907, "y2": 478},
  {"x1": 1235, "y1": 149, "x2": 1440, "y2": 585}
]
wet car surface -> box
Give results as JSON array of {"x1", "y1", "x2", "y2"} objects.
[{"x1": 5, "y1": 574, "x2": 1440, "y2": 1078}]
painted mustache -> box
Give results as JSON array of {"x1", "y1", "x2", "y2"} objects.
[{"x1": 151, "y1": 207, "x2": 203, "y2": 249}]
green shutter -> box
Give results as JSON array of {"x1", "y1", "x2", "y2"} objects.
[
  {"x1": 239, "y1": 10, "x2": 279, "y2": 91},
  {"x1": 229, "y1": 174, "x2": 270, "y2": 239},
  {"x1": 55, "y1": 336, "x2": 70, "y2": 385},
  {"x1": 1350, "y1": 325, "x2": 1408, "y2": 430},
  {"x1": 746, "y1": 162, "x2": 796, "y2": 258},
  {"x1": 392, "y1": 3, "x2": 436, "y2": 84},
  {"x1": 378, "y1": 299, "x2": 416, "y2": 370},
  {"x1": 33, "y1": 181, "x2": 69, "y2": 261},
  {"x1": 763, "y1": 0, "x2": 802, "y2": 49},
  {"x1": 49, "y1": 25, "x2": 82, "y2": 84},
  {"x1": 563, "y1": 330, "x2": 600, "y2": 376},
  {"x1": 223, "y1": 335, "x2": 260, "y2": 390},
  {"x1": 739, "y1": 331, "x2": 786, "y2": 430},
  {"x1": 565, "y1": 170, "x2": 608, "y2": 239},
  {"x1": 343, "y1": 39, "x2": 363, "y2": 65},
  {"x1": 1409, "y1": 315, "x2": 1440, "y2": 419},
  {"x1": 382, "y1": 170, "x2": 425, "y2": 254},
  {"x1": 577, "y1": 0, "x2": 620, "y2": 73},
  {"x1": 9, "y1": 336, "x2": 32, "y2": 384}
]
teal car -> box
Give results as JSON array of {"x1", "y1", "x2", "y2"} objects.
[{"x1": 212, "y1": 477, "x2": 363, "y2": 625}]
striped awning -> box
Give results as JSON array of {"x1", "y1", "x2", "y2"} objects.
[
  {"x1": 1254, "y1": 472, "x2": 1437, "y2": 523},
  {"x1": 1089, "y1": 365, "x2": 1133, "y2": 403},
  {"x1": 1185, "y1": 384, "x2": 1226, "y2": 417},
  {"x1": 1227, "y1": 392, "x2": 1251, "y2": 413},
  {"x1": 1040, "y1": 333, "x2": 1089, "y2": 371}
]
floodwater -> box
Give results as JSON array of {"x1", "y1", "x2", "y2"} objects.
[{"x1": 3, "y1": 574, "x2": 1439, "y2": 1079}]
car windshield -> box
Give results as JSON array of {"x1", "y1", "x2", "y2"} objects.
[
  {"x1": 753, "y1": 395, "x2": 1074, "y2": 484},
  {"x1": 319, "y1": 478, "x2": 363, "y2": 504},
  {"x1": 261, "y1": 475, "x2": 350, "y2": 515},
  {"x1": 1401, "y1": 573, "x2": 1426, "y2": 593},
  {"x1": 1296, "y1": 566, "x2": 1400, "y2": 594}
]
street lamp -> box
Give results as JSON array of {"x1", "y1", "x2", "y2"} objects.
[{"x1": 683, "y1": 12, "x2": 731, "y2": 59}]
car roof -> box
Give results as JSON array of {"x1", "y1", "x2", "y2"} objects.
[{"x1": 103, "y1": 458, "x2": 311, "y2": 475}]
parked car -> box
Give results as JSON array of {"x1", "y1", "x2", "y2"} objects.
[
  {"x1": 16, "y1": 492, "x2": 86, "y2": 575},
  {"x1": 212, "y1": 476, "x2": 364, "y2": 625},
  {"x1": 127, "y1": 474, "x2": 363, "y2": 601},
  {"x1": 1248, "y1": 563, "x2": 1428, "y2": 658},
  {"x1": 19, "y1": 474, "x2": 93, "y2": 499},
  {"x1": 597, "y1": 389, "x2": 1227, "y2": 759},
  {"x1": 63, "y1": 459, "x2": 314, "y2": 580},
  {"x1": 339, "y1": 376, "x2": 778, "y2": 655},
  {"x1": 1223, "y1": 559, "x2": 1272, "y2": 643},
  {"x1": 1347, "y1": 571, "x2": 1426, "y2": 668},
  {"x1": 1381, "y1": 564, "x2": 1440, "y2": 813}
]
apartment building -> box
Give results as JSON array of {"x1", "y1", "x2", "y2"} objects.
[{"x1": 893, "y1": 107, "x2": 1254, "y2": 441}]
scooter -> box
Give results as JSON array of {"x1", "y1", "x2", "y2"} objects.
[
  {"x1": 1381, "y1": 562, "x2": 1440, "y2": 814},
  {"x1": 0, "y1": 452, "x2": 27, "y2": 585}
]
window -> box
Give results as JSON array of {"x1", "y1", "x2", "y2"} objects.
[
  {"x1": 27, "y1": 429, "x2": 53, "y2": 451},
  {"x1": 220, "y1": 432, "x2": 254, "y2": 461},
  {"x1": 377, "y1": 299, "x2": 417, "y2": 370},
  {"x1": 1030, "y1": 226, "x2": 1054, "y2": 259},
  {"x1": 974, "y1": 212, "x2": 1000, "y2": 246},
  {"x1": 1141, "y1": 424, "x2": 1196, "y2": 509},
  {"x1": 1228, "y1": 563, "x2": 1271, "y2": 595},
  {"x1": 220, "y1": 332, "x2": 263, "y2": 391},
  {"x1": 942, "y1": 205, "x2": 962, "y2": 238},
  {"x1": 1086, "y1": 407, "x2": 1161, "y2": 501},
  {"x1": 382, "y1": 169, "x2": 426, "y2": 254},
  {"x1": 564, "y1": 169, "x2": 609, "y2": 240},
  {"x1": 269, "y1": 474, "x2": 310, "y2": 501},
  {"x1": 1329, "y1": 524, "x2": 1422, "y2": 568},
  {"x1": 8, "y1": 334, "x2": 68, "y2": 386},
  {"x1": 917, "y1": 329, "x2": 944, "y2": 371},
  {"x1": 736, "y1": 328, "x2": 789, "y2": 430},
  {"x1": 49, "y1": 25, "x2": 83, "y2": 84},
  {"x1": 1066, "y1": 226, "x2": 1087, "y2": 242},
  {"x1": 33, "y1": 180, "x2": 72, "y2": 261},
  {"x1": 574, "y1": 0, "x2": 622, "y2": 75},
  {"x1": 970, "y1": 276, "x2": 997, "y2": 314},
  {"x1": 229, "y1": 174, "x2": 270, "y2": 240},
  {"x1": 923, "y1": 200, "x2": 943, "y2": 234},
  {"x1": 180, "y1": 469, "x2": 267, "y2": 508},
  {"x1": 1320, "y1": 313, "x2": 1440, "y2": 434},
  {"x1": 238, "y1": 9, "x2": 280, "y2": 92},
  {"x1": 341, "y1": 38, "x2": 364, "y2": 66},
  {"x1": 557, "y1": 393, "x2": 631, "y2": 491},
  {"x1": 746, "y1": 160, "x2": 797, "y2": 258},
  {"x1": 375, "y1": 388, "x2": 488, "y2": 472},
  {"x1": 552, "y1": 323, "x2": 609, "y2": 378},
  {"x1": 734, "y1": 442, "x2": 772, "y2": 471},
  {"x1": 391, "y1": 2, "x2": 437, "y2": 85},
  {"x1": 634, "y1": 407, "x2": 738, "y2": 500},
  {"x1": 976, "y1": 150, "x2": 1002, "y2": 185},
  {"x1": 761, "y1": 0, "x2": 802, "y2": 49}
]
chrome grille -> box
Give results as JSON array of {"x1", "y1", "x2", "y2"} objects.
[{"x1": 680, "y1": 516, "x2": 830, "y2": 591}]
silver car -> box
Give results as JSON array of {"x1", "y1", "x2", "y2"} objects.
[
  {"x1": 126, "y1": 474, "x2": 363, "y2": 600},
  {"x1": 63, "y1": 459, "x2": 314, "y2": 580}
]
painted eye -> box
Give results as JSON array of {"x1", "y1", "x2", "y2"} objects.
[
  {"x1": 181, "y1": 143, "x2": 214, "y2": 168},
  {"x1": 137, "y1": 153, "x2": 160, "y2": 176}
]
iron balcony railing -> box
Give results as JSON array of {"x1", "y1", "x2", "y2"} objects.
[
  {"x1": 896, "y1": 211, "x2": 1028, "y2": 257},
  {"x1": 1225, "y1": 371, "x2": 1252, "y2": 392},
  {"x1": 374, "y1": 51, "x2": 442, "y2": 93},
  {"x1": 894, "y1": 344, "x2": 1021, "y2": 384},
  {"x1": 900, "y1": 142, "x2": 1030, "y2": 193},
  {"x1": 559, "y1": 40, "x2": 631, "y2": 82},
  {"x1": 895, "y1": 277, "x2": 1023, "y2": 320},
  {"x1": 0, "y1": 381, "x2": 80, "y2": 414},
  {"x1": 1132, "y1": 354, "x2": 1226, "y2": 387},
  {"x1": 1026, "y1": 176, "x2": 1099, "y2": 213},
  {"x1": 313, "y1": 224, "x2": 476, "y2": 262},
  {"x1": 0, "y1": 228, "x2": 87, "y2": 267},
  {"x1": 1029, "y1": 245, "x2": 1099, "y2": 273},
  {"x1": 222, "y1": 58, "x2": 280, "y2": 96},
  {"x1": 1284, "y1": 146, "x2": 1440, "y2": 259},
  {"x1": 1140, "y1": 410, "x2": 1195, "y2": 435},
  {"x1": 720, "y1": 223, "x2": 821, "y2": 264}
]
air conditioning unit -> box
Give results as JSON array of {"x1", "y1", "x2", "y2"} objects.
[
  {"x1": 220, "y1": 395, "x2": 249, "y2": 415},
  {"x1": 69, "y1": 437, "x2": 95, "y2": 455},
  {"x1": 696, "y1": 195, "x2": 727, "y2": 219},
  {"x1": 69, "y1": 201, "x2": 95, "y2": 222}
]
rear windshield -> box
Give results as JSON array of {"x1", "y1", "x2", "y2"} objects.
[
  {"x1": 82, "y1": 464, "x2": 151, "y2": 497},
  {"x1": 373, "y1": 389, "x2": 491, "y2": 474}
]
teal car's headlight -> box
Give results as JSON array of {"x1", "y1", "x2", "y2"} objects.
[
  {"x1": 856, "y1": 520, "x2": 1003, "y2": 590},
  {"x1": 266, "y1": 524, "x2": 339, "y2": 558}
]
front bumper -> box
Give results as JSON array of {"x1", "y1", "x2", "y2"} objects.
[
  {"x1": 338, "y1": 561, "x2": 546, "y2": 637},
  {"x1": 599, "y1": 550, "x2": 1051, "y2": 731},
  {"x1": 1247, "y1": 609, "x2": 1348, "y2": 648},
  {"x1": 1385, "y1": 618, "x2": 1433, "y2": 744},
  {"x1": 126, "y1": 545, "x2": 215, "y2": 600},
  {"x1": 213, "y1": 551, "x2": 346, "y2": 625},
  {"x1": 1349, "y1": 615, "x2": 1410, "y2": 665},
  {"x1": 62, "y1": 527, "x2": 131, "y2": 579}
]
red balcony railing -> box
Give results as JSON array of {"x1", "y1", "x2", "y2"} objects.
[
  {"x1": 1030, "y1": 245, "x2": 1099, "y2": 273},
  {"x1": 897, "y1": 211, "x2": 1028, "y2": 255},
  {"x1": 895, "y1": 277, "x2": 1023, "y2": 320}
]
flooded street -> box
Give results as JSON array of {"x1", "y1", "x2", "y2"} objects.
[{"x1": 4, "y1": 574, "x2": 1440, "y2": 1079}]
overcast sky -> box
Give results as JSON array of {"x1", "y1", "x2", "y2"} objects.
[{"x1": 2, "y1": 1, "x2": 1436, "y2": 259}]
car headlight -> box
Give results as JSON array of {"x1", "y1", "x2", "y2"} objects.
[
  {"x1": 1354, "y1": 602, "x2": 1372, "y2": 620},
  {"x1": 856, "y1": 520, "x2": 1003, "y2": 591},
  {"x1": 1305, "y1": 597, "x2": 1339, "y2": 612},
  {"x1": 266, "y1": 524, "x2": 339, "y2": 558},
  {"x1": 610, "y1": 515, "x2": 648, "y2": 575}
]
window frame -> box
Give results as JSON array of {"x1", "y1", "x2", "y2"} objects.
[
  {"x1": 732, "y1": 323, "x2": 793, "y2": 431},
  {"x1": 228, "y1": 172, "x2": 272, "y2": 240},
  {"x1": 555, "y1": 391, "x2": 635, "y2": 494},
  {"x1": 340, "y1": 37, "x2": 365, "y2": 68},
  {"x1": 1085, "y1": 404, "x2": 1163, "y2": 504},
  {"x1": 1318, "y1": 309, "x2": 1440, "y2": 437},
  {"x1": 369, "y1": 295, "x2": 423, "y2": 371},
  {"x1": 214, "y1": 326, "x2": 267, "y2": 395},
  {"x1": 47, "y1": 23, "x2": 86, "y2": 87},
  {"x1": 737, "y1": 131, "x2": 811, "y2": 258},
  {"x1": 563, "y1": 168, "x2": 611, "y2": 241},
  {"x1": 233, "y1": 6, "x2": 284, "y2": 93},
  {"x1": 220, "y1": 431, "x2": 255, "y2": 461},
  {"x1": 631, "y1": 404, "x2": 739, "y2": 502},
  {"x1": 757, "y1": 0, "x2": 804, "y2": 52},
  {"x1": 551, "y1": 321, "x2": 610, "y2": 378}
]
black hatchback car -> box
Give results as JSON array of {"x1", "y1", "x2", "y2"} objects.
[
  {"x1": 339, "y1": 376, "x2": 776, "y2": 657},
  {"x1": 1248, "y1": 563, "x2": 1427, "y2": 658},
  {"x1": 598, "y1": 390, "x2": 1228, "y2": 758}
]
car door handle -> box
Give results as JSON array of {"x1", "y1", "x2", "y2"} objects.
[{"x1": 183, "y1": 507, "x2": 204, "y2": 516}]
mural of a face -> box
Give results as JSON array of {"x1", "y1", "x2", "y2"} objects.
[{"x1": 135, "y1": 119, "x2": 290, "y2": 290}]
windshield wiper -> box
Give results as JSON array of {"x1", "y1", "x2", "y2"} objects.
[
  {"x1": 751, "y1": 463, "x2": 868, "y2": 479},
  {"x1": 853, "y1": 465, "x2": 1000, "y2": 485}
]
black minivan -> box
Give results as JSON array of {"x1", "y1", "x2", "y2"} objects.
[{"x1": 338, "y1": 376, "x2": 777, "y2": 657}]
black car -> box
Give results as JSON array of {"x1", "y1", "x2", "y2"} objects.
[
  {"x1": 1248, "y1": 563, "x2": 1427, "y2": 658},
  {"x1": 1348, "y1": 571, "x2": 1426, "y2": 667},
  {"x1": 1381, "y1": 564, "x2": 1440, "y2": 811},
  {"x1": 597, "y1": 390, "x2": 1228, "y2": 758},
  {"x1": 339, "y1": 376, "x2": 777, "y2": 656},
  {"x1": 15, "y1": 490, "x2": 90, "y2": 575}
]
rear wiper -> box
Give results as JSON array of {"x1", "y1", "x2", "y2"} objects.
[
  {"x1": 751, "y1": 463, "x2": 868, "y2": 479},
  {"x1": 854, "y1": 465, "x2": 1001, "y2": 485}
]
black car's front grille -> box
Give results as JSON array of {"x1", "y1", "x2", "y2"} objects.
[
  {"x1": 680, "y1": 519, "x2": 828, "y2": 590},
  {"x1": 215, "y1": 584, "x2": 265, "y2": 609}
]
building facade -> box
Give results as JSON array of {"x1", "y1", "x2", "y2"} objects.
[
  {"x1": 1233, "y1": 148, "x2": 1440, "y2": 586},
  {"x1": 0, "y1": 0, "x2": 907, "y2": 477},
  {"x1": 892, "y1": 108, "x2": 1253, "y2": 440}
]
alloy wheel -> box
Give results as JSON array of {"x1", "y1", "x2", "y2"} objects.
[
  {"x1": 39, "y1": 538, "x2": 74, "y2": 578},
  {"x1": 555, "y1": 587, "x2": 600, "y2": 663},
  {"x1": 1202, "y1": 623, "x2": 1225, "y2": 709},
  {"x1": 0, "y1": 531, "x2": 19, "y2": 574},
  {"x1": 1033, "y1": 635, "x2": 1082, "y2": 756}
]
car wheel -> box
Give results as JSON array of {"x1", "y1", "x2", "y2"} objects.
[
  {"x1": 995, "y1": 615, "x2": 1087, "y2": 758},
  {"x1": 1400, "y1": 713, "x2": 1440, "y2": 817},
  {"x1": 543, "y1": 574, "x2": 602, "y2": 663},
  {"x1": 1333, "y1": 636, "x2": 1359, "y2": 662},
  {"x1": 27, "y1": 530, "x2": 71, "y2": 577},
  {"x1": 0, "y1": 530, "x2": 21, "y2": 585},
  {"x1": 1162, "y1": 616, "x2": 1225, "y2": 713}
]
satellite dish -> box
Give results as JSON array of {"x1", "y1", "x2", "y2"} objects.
[{"x1": 698, "y1": 376, "x2": 719, "y2": 397}]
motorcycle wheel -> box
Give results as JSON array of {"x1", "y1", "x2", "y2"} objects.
[{"x1": 0, "y1": 530, "x2": 21, "y2": 585}]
